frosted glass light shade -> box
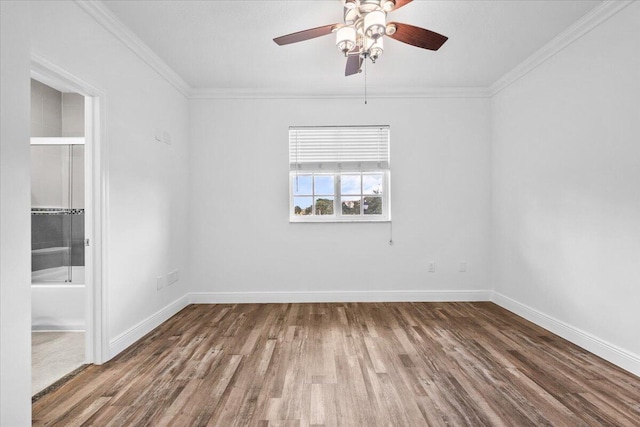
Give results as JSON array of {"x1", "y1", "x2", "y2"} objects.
[
  {"x1": 344, "y1": 0, "x2": 359, "y2": 9},
  {"x1": 364, "y1": 10, "x2": 386, "y2": 40},
  {"x1": 381, "y1": 0, "x2": 396, "y2": 12},
  {"x1": 367, "y1": 37, "x2": 384, "y2": 60},
  {"x1": 336, "y1": 26, "x2": 357, "y2": 54}
]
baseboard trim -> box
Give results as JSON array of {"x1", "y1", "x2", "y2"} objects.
[
  {"x1": 108, "y1": 295, "x2": 189, "y2": 359},
  {"x1": 189, "y1": 290, "x2": 491, "y2": 304},
  {"x1": 491, "y1": 291, "x2": 640, "y2": 377}
]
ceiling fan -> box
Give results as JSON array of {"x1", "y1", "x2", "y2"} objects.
[{"x1": 273, "y1": 0, "x2": 448, "y2": 76}]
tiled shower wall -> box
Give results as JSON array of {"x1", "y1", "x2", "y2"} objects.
[{"x1": 31, "y1": 213, "x2": 84, "y2": 271}]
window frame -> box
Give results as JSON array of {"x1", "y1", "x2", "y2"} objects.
[{"x1": 289, "y1": 169, "x2": 390, "y2": 223}]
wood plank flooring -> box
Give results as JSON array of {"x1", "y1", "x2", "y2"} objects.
[{"x1": 33, "y1": 302, "x2": 640, "y2": 426}]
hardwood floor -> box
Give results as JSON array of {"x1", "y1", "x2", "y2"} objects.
[{"x1": 33, "y1": 302, "x2": 640, "y2": 426}]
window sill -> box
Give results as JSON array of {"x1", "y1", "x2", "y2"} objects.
[{"x1": 289, "y1": 218, "x2": 391, "y2": 223}]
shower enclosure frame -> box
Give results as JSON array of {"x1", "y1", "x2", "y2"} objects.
[
  {"x1": 31, "y1": 138, "x2": 85, "y2": 285},
  {"x1": 32, "y1": 55, "x2": 108, "y2": 365}
]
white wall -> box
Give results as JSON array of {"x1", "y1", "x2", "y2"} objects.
[
  {"x1": 0, "y1": 2, "x2": 32, "y2": 425},
  {"x1": 492, "y1": 2, "x2": 640, "y2": 374},
  {"x1": 30, "y1": 1, "x2": 190, "y2": 356},
  {"x1": 31, "y1": 79, "x2": 62, "y2": 137},
  {"x1": 189, "y1": 97, "x2": 492, "y2": 300},
  {"x1": 32, "y1": 285, "x2": 85, "y2": 330}
]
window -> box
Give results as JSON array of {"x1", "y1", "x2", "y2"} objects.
[{"x1": 289, "y1": 126, "x2": 390, "y2": 222}]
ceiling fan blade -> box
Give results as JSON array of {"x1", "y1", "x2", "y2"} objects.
[
  {"x1": 273, "y1": 24, "x2": 339, "y2": 46},
  {"x1": 391, "y1": 0, "x2": 413, "y2": 11},
  {"x1": 387, "y1": 22, "x2": 448, "y2": 51},
  {"x1": 345, "y1": 49, "x2": 363, "y2": 76}
]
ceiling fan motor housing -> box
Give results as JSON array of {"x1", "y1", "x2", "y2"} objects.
[
  {"x1": 342, "y1": 0, "x2": 393, "y2": 59},
  {"x1": 344, "y1": 0, "x2": 395, "y2": 23}
]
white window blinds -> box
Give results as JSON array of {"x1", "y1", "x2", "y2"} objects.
[{"x1": 289, "y1": 126, "x2": 390, "y2": 171}]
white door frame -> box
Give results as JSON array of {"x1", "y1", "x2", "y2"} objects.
[{"x1": 31, "y1": 54, "x2": 109, "y2": 364}]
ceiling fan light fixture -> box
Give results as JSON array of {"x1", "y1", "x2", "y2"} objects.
[
  {"x1": 336, "y1": 26, "x2": 357, "y2": 55},
  {"x1": 364, "y1": 10, "x2": 386, "y2": 40},
  {"x1": 344, "y1": 0, "x2": 359, "y2": 10},
  {"x1": 381, "y1": 0, "x2": 396, "y2": 12},
  {"x1": 273, "y1": 0, "x2": 449, "y2": 77},
  {"x1": 366, "y1": 37, "x2": 384, "y2": 61},
  {"x1": 385, "y1": 23, "x2": 397, "y2": 36}
]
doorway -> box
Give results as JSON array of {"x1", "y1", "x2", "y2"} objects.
[
  {"x1": 30, "y1": 56, "x2": 107, "y2": 397},
  {"x1": 30, "y1": 79, "x2": 87, "y2": 395}
]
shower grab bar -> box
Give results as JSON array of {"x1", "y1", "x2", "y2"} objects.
[{"x1": 32, "y1": 247, "x2": 70, "y2": 255}]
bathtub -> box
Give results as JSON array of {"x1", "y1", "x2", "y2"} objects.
[{"x1": 32, "y1": 266, "x2": 85, "y2": 330}]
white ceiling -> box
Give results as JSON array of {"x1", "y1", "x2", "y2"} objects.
[{"x1": 102, "y1": 0, "x2": 602, "y2": 93}]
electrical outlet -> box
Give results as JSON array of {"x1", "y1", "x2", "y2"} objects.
[
  {"x1": 428, "y1": 262, "x2": 435, "y2": 273},
  {"x1": 460, "y1": 261, "x2": 467, "y2": 272},
  {"x1": 156, "y1": 275, "x2": 165, "y2": 290},
  {"x1": 167, "y1": 269, "x2": 179, "y2": 286}
]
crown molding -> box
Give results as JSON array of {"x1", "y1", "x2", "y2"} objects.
[
  {"x1": 189, "y1": 86, "x2": 491, "y2": 100},
  {"x1": 489, "y1": 0, "x2": 633, "y2": 97},
  {"x1": 73, "y1": 0, "x2": 632, "y2": 101},
  {"x1": 75, "y1": 0, "x2": 191, "y2": 98},
  {"x1": 31, "y1": 52, "x2": 105, "y2": 96}
]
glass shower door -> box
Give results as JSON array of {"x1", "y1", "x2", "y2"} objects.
[{"x1": 31, "y1": 144, "x2": 84, "y2": 283}]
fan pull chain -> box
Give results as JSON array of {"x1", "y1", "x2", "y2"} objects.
[
  {"x1": 364, "y1": 56, "x2": 368, "y2": 105},
  {"x1": 295, "y1": 133, "x2": 299, "y2": 192}
]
